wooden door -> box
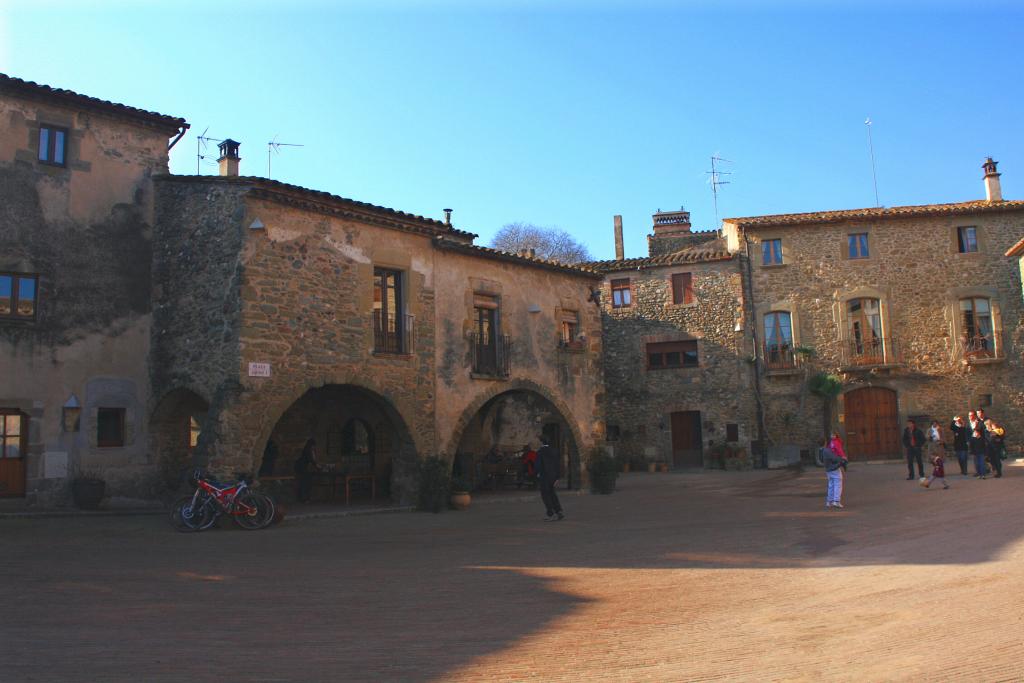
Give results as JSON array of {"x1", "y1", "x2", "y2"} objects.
[
  {"x1": 0, "y1": 410, "x2": 27, "y2": 497},
  {"x1": 844, "y1": 388, "x2": 900, "y2": 460},
  {"x1": 670, "y1": 411, "x2": 703, "y2": 467}
]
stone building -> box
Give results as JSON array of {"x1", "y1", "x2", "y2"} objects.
[
  {"x1": 589, "y1": 211, "x2": 759, "y2": 469},
  {"x1": 0, "y1": 74, "x2": 188, "y2": 503},
  {"x1": 721, "y1": 160, "x2": 1024, "y2": 461},
  {"x1": 1, "y1": 74, "x2": 603, "y2": 505}
]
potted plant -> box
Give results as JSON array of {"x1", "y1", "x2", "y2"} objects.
[
  {"x1": 449, "y1": 477, "x2": 472, "y2": 511},
  {"x1": 658, "y1": 460, "x2": 669, "y2": 473},
  {"x1": 71, "y1": 469, "x2": 106, "y2": 510},
  {"x1": 587, "y1": 450, "x2": 619, "y2": 494},
  {"x1": 416, "y1": 456, "x2": 450, "y2": 513}
]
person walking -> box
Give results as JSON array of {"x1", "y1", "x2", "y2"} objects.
[
  {"x1": 949, "y1": 416, "x2": 969, "y2": 475},
  {"x1": 969, "y1": 427, "x2": 988, "y2": 479},
  {"x1": 984, "y1": 419, "x2": 1004, "y2": 478},
  {"x1": 294, "y1": 438, "x2": 319, "y2": 503},
  {"x1": 820, "y1": 439, "x2": 845, "y2": 509},
  {"x1": 829, "y1": 432, "x2": 848, "y2": 504},
  {"x1": 927, "y1": 420, "x2": 945, "y2": 460},
  {"x1": 536, "y1": 437, "x2": 564, "y2": 521},
  {"x1": 902, "y1": 419, "x2": 926, "y2": 480}
]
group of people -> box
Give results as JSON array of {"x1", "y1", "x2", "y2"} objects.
[
  {"x1": 820, "y1": 408, "x2": 1010, "y2": 509},
  {"x1": 903, "y1": 409, "x2": 1008, "y2": 483}
]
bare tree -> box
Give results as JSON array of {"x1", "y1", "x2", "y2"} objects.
[{"x1": 490, "y1": 222, "x2": 592, "y2": 264}]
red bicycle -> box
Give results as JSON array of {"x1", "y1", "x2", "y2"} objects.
[{"x1": 170, "y1": 470, "x2": 275, "y2": 532}]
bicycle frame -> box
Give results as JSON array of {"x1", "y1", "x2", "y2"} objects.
[{"x1": 195, "y1": 477, "x2": 258, "y2": 516}]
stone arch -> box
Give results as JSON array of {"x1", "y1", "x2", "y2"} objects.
[
  {"x1": 446, "y1": 379, "x2": 587, "y2": 489},
  {"x1": 149, "y1": 387, "x2": 210, "y2": 490},
  {"x1": 253, "y1": 379, "x2": 420, "y2": 503}
]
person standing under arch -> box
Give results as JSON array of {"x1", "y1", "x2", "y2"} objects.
[{"x1": 902, "y1": 419, "x2": 925, "y2": 481}]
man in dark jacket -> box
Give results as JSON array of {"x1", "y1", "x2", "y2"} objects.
[
  {"x1": 902, "y1": 419, "x2": 926, "y2": 480},
  {"x1": 535, "y1": 438, "x2": 564, "y2": 521},
  {"x1": 949, "y1": 417, "x2": 969, "y2": 475}
]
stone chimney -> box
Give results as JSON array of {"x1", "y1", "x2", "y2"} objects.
[
  {"x1": 983, "y1": 157, "x2": 1002, "y2": 202},
  {"x1": 652, "y1": 208, "x2": 691, "y2": 236},
  {"x1": 613, "y1": 215, "x2": 624, "y2": 260},
  {"x1": 217, "y1": 139, "x2": 241, "y2": 177}
]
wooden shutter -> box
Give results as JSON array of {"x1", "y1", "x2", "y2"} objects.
[{"x1": 671, "y1": 273, "x2": 693, "y2": 305}]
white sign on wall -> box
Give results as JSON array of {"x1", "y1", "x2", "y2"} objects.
[
  {"x1": 248, "y1": 362, "x2": 272, "y2": 378},
  {"x1": 44, "y1": 452, "x2": 68, "y2": 479}
]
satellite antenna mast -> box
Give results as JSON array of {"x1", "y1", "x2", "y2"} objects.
[
  {"x1": 267, "y1": 136, "x2": 304, "y2": 179},
  {"x1": 706, "y1": 155, "x2": 732, "y2": 224},
  {"x1": 196, "y1": 127, "x2": 222, "y2": 174},
  {"x1": 865, "y1": 117, "x2": 880, "y2": 207}
]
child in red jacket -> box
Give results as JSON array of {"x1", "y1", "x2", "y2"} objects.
[{"x1": 925, "y1": 451, "x2": 949, "y2": 489}]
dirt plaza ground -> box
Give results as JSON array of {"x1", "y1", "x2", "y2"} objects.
[{"x1": 3, "y1": 462, "x2": 1024, "y2": 682}]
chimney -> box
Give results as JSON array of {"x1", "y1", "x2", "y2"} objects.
[
  {"x1": 983, "y1": 157, "x2": 1002, "y2": 202},
  {"x1": 217, "y1": 139, "x2": 241, "y2": 177},
  {"x1": 613, "y1": 215, "x2": 625, "y2": 260},
  {"x1": 652, "y1": 207, "x2": 691, "y2": 236},
  {"x1": 443, "y1": 208, "x2": 453, "y2": 226}
]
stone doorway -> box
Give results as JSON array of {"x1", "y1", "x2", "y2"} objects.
[
  {"x1": 265, "y1": 385, "x2": 415, "y2": 503},
  {"x1": 670, "y1": 411, "x2": 703, "y2": 468},
  {"x1": 452, "y1": 390, "x2": 581, "y2": 492},
  {"x1": 150, "y1": 389, "x2": 209, "y2": 491},
  {"x1": 844, "y1": 387, "x2": 900, "y2": 460}
]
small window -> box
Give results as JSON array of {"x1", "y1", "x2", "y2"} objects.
[
  {"x1": 606, "y1": 425, "x2": 621, "y2": 442},
  {"x1": 647, "y1": 340, "x2": 698, "y2": 369},
  {"x1": 671, "y1": 272, "x2": 694, "y2": 305},
  {"x1": 848, "y1": 233, "x2": 869, "y2": 259},
  {"x1": 611, "y1": 279, "x2": 632, "y2": 308},
  {"x1": 1, "y1": 411, "x2": 25, "y2": 459},
  {"x1": 977, "y1": 394, "x2": 993, "y2": 408},
  {"x1": 560, "y1": 311, "x2": 579, "y2": 345},
  {"x1": 762, "y1": 239, "x2": 783, "y2": 266},
  {"x1": 189, "y1": 416, "x2": 201, "y2": 449},
  {"x1": 957, "y1": 227, "x2": 979, "y2": 254},
  {"x1": 0, "y1": 273, "x2": 39, "y2": 320},
  {"x1": 726, "y1": 424, "x2": 739, "y2": 442},
  {"x1": 38, "y1": 125, "x2": 68, "y2": 166},
  {"x1": 960, "y1": 297, "x2": 994, "y2": 357},
  {"x1": 373, "y1": 268, "x2": 405, "y2": 353},
  {"x1": 97, "y1": 408, "x2": 126, "y2": 448}
]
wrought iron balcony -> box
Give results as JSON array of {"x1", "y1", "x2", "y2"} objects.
[
  {"x1": 841, "y1": 336, "x2": 901, "y2": 367},
  {"x1": 762, "y1": 343, "x2": 799, "y2": 371},
  {"x1": 960, "y1": 333, "x2": 1001, "y2": 362},
  {"x1": 470, "y1": 332, "x2": 512, "y2": 378},
  {"x1": 373, "y1": 311, "x2": 414, "y2": 354}
]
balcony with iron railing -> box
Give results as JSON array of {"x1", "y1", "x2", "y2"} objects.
[
  {"x1": 959, "y1": 333, "x2": 1002, "y2": 364},
  {"x1": 372, "y1": 311, "x2": 414, "y2": 355},
  {"x1": 470, "y1": 332, "x2": 512, "y2": 378},
  {"x1": 762, "y1": 342, "x2": 800, "y2": 372},
  {"x1": 840, "y1": 336, "x2": 901, "y2": 369}
]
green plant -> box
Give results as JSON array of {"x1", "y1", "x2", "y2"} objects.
[
  {"x1": 793, "y1": 345, "x2": 817, "y2": 358},
  {"x1": 587, "y1": 450, "x2": 619, "y2": 494},
  {"x1": 449, "y1": 476, "x2": 471, "y2": 494},
  {"x1": 416, "y1": 456, "x2": 450, "y2": 513},
  {"x1": 808, "y1": 372, "x2": 844, "y2": 440}
]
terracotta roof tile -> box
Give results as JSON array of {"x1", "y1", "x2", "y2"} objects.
[
  {"x1": 1005, "y1": 236, "x2": 1024, "y2": 258},
  {"x1": 432, "y1": 237, "x2": 602, "y2": 278},
  {"x1": 585, "y1": 238, "x2": 733, "y2": 273},
  {"x1": 724, "y1": 199, "x2": 1024, "y2": 229},
  {"x1": 0, "y1": 72, "x2": 187, "y2": 132}
]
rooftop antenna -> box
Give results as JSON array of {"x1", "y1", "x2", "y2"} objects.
[
  {"x1": 865, "y1": 117, "x2": 880, "y2": 207},
  {"x1": 706, "y1": 155, "x2": 732, "y2": 223},
  {"x1": 196, "y1": 127, "x2": 222, "y2": 174},
  {"x1": 267, "y1": 135, "x2": 304, "y2": 179}
]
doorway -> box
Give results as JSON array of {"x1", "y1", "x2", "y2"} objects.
[
  {"x1": 844, "y1": 387, "x2": 900, "y2": 460},
  {"x1": 670, "y1": 411, "x2": 703, "y2": 468},
  {"x1": 0, "y1": 410, "x2": 27, "y2": 497}
]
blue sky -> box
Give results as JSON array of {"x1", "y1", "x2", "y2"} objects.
[{"x1": 2, "y1": 1, "x2": 1021, "y2": 260}]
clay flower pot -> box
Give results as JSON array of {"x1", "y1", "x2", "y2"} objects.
[
  {"x1": 647, "y1": 463, "x2": 657, "y2": 473},
  {"x1": 71, "y1": 478, "x2": 106, "y2": 510},
  {"x1": 450, "y1": 491, "x2": 471, "y2": 511}
]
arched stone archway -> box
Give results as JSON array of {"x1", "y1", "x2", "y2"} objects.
[
  {"x1": 447, "y1": 380, "x2": 586, "y2": 491},
  {"x1": 259, "y1": 384, "x2": 418, "y2": 503},
  {"x1": 149, "y1": 387, "x2": 210, "y2": 491}
]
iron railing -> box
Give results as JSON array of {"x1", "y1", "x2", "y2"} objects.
[
  {"x1": 373, "y1": 311, "x2": 414, "y2": 354},
  {"x1": 961, "y1": 333, "x2": 999, "y2": 360},
  {"x1": 762, "y1": 342, "x2": 799, "y2": 370},
  {"x1": 471, "y1": 332, "x2": 512, "y2": 377},
  {"x1": 842, "y1": 336, "x2": 901, "y2": 367}
]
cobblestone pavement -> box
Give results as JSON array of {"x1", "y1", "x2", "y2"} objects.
[{"x1": 3, "y1": 463, "x2": 1024, "y2": 682}]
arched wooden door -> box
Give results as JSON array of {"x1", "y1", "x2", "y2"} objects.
[{"x1": 843, "y1": 387, "x2": 900, "y2": 460}]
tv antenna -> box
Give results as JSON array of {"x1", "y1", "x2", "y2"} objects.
[
  {"x1": 267, "y1": 136, "x2": 304, "y2": 179},
  {"x1": 865, "y1": 117, "x2": 880, "y2": 207},
  {"x1": 706, "y1": 155, "x2": 732, "y2": 224},
  {"x1": 196, "y1": 127, "x2": 222, "y2": 174}
]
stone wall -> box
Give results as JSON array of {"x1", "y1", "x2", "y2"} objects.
[
  {"x1": 0, "y1": 90, "x2": 174, "y2": 504},
  {"x1": 600, "y1": 257, "x2": 758, "y2": 468},
  {"x1": 725, "y1": 208, "x2": 1024, "y2": 458}
]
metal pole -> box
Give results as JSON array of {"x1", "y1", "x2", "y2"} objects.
[{"x1": 865, "y1": 118, "x2": 879, "y2": 207}]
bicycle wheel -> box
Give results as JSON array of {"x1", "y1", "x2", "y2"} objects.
[
  {"x1": 233, "y1": 491, "x2": 273, "y2": 530},
  {"x1": 170, "y1": 495, "x2": 212, "y2": 532}
]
